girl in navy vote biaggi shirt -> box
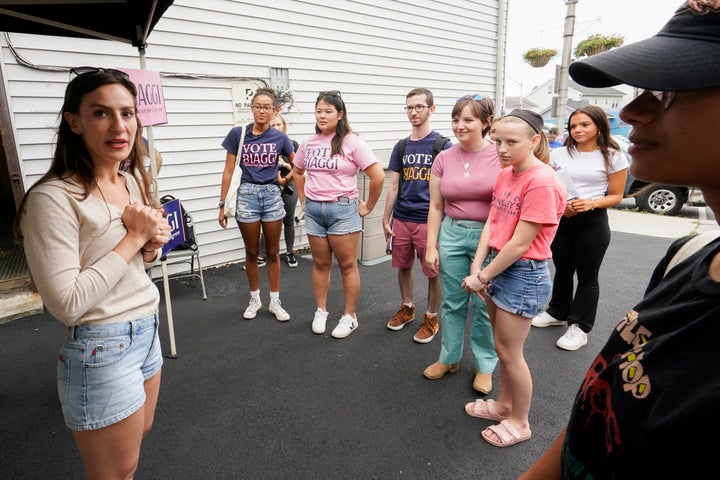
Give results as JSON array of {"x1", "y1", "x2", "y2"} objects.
[{"x1": 218, "y1": 87, "x2": 296, "y2": 322}]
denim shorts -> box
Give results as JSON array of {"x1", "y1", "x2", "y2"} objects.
[
  {"x1": 304, "y1": 198, "x2": 363, "y2": 237},
  {"x1": 57, "y1": 314, "x2": 163, "y2": 431},
  {"x1": 236, "y1": 183, "x2": 285, "y2": 223},
  {"x1": 486, "y1": 251, "x2": 551, "y2": 318}
]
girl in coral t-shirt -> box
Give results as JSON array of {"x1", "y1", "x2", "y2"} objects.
[{"x1": 462, "y1": 109, "x2": 566, "y2": 448}]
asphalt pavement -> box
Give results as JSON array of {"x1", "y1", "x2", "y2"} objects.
[{"x1": 1, "y1": 208, "x2": 716, "y2": 479}]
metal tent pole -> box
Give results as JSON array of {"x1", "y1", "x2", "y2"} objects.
[{"x1": 138, "y1": 46, "x2": 178, "y2": 358}]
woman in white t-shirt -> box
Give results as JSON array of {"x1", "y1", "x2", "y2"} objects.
[
  {"x1": 532, "y1": 105, "x2": 628, "y2": 351},
  {"x1": 292, "y1": 90, "x2": 385, "y2": 339}
]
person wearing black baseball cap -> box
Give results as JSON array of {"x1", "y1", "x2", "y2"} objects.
[{"x1": 521, "y1": 2, "x2": 720, "y2": 478}]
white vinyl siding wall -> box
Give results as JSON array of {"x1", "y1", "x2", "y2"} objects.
[{"x1": 2, "y1": 0, "x2": 506, "y2": 269}]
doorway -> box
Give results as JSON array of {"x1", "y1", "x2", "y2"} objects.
[
  {"x1": 0, "y1": 144, "x2": 29, "y2": 288},
  {"x1": 0, "y1": 62, "x2": 30, "y2": 295}
]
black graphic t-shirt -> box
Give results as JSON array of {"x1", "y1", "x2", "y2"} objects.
[{"x1": 562, "y1": 237, "x2": 720, "y2": 478}]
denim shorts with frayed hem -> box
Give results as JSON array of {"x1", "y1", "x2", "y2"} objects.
[
  {"x1": 486, "y1": 251, "x2": 551, "y2": 319},
  {"x1": 58, "y1": 314, "x2": 163, "y2": 431},
  {"x1": 304, "y1": 198, "x2": 363, "y2": 237},
  {"x1": 235, "y1": 183, "x2": 286, "y2": 224}
]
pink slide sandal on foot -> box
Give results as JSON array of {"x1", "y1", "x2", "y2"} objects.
[
  {"x1": 481, "y1": 420, "x2": 531, "y2": 447},
  {"x1": 464, "y1": 399, "x2": 507, "y2": 421}
]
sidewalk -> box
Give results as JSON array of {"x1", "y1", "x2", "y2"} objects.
[{"x1": 609, "y1": 207, "x2": 717, "y2": 238}]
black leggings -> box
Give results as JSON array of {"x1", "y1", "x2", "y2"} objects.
[
  {"x1": 259, "y1": 183, "x2": 298, "y2": 255},
  {"x1": 280, "y1": 185, "x2": 298, "y2": 253},
  {"x1": 546, "y1": 208, "x2": 611, "y2": 333}
]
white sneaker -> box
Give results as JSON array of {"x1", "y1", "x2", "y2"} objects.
[
  {"x1": 312, "y1": 309, "x2": 329, "y2": 334},
  {"x1": 531, "y1": 311, "x2": 565, "y2": 328},
  {"x1": 331, "y1": 314, "x2": 358, "y2": 339},
  {"x1": 243, "y1": 297, "x2": 262, "y2": 319},
  {"x1": 269, "y1": 298, "x2": 290, "y2": 321},
  {"x1": 556, "y1": 324, "x2": 588, "y2": 351}
]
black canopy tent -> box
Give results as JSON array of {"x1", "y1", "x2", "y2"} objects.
[
  {"x1": 0, "y1": 0, "x2": 175, "y2": 181},
  {"x1": 1, "y1": 0, "x2": 175, "y2": 209},
  {"x1": 0, "y1": 0, "x2": 174, "y2": 50},
  {"x1": 0, "y1": 0, "x2": 185, "y2": 357}
]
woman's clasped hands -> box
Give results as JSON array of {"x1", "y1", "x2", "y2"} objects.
[
  {"x1": 462, "y1": 271, "x2": 491, "y2": 299},
  {"x1": 122, "y1": 202, "x2": 171, "y2": 252}
]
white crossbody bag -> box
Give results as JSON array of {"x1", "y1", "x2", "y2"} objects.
[{"x1": 224, "y1": 125, "x2": 246, "y2": 218}]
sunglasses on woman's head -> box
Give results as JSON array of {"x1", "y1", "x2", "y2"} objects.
[
  {"x1": 458, "y1": 93, "x2": 484, "y2": 101},
  {"x1": 70, "y1": 67, "x2": 129, "y2": 78}
]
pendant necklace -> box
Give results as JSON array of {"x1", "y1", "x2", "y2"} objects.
[{"x1": 459, "y1": 148, "x2": 480, "y2": 178}]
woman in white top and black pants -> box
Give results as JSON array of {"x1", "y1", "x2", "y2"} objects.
[{"x1": 532, "y1": 105, "x2": 628, "y2": 351}]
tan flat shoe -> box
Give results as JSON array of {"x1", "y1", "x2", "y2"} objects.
[
  {"x1": 423, "y1": 361, "x2": 460, "y2": 380},
  {"x1": 473, "y1": 372, "x2": 492, "y2": 394}
]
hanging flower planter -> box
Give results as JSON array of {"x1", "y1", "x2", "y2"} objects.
[
  {"x1": 529, "y1": 55, "x2": 552, "y2": 68},
  {"x1": 584, "y1": 45, "x2": 609, "y2": 56},
  {"x1": 574, "y1": 34, "x2": 625, "y2": 58},
  {"x1": 522, "y1": 48, "x2": 558, "y2": 68}
]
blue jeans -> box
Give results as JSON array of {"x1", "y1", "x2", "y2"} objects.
[{"x1": 437, "y1": 216, "x2": 497, "y2": 374}]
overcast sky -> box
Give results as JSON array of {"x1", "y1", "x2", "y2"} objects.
[{"x1": 504, "y1": 0, "x2": 683, "y2": 96}]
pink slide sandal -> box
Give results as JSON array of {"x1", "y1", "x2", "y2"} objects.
[
  {"x1": 481, "y1": 420, "x2": 532, "y2": 448},
  {"x1": 464, "y1": 399, "x2": 507, "y2": 421}
]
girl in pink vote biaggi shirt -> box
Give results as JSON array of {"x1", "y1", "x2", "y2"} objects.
[{"x1": 292, "y1": 90, "x2": 385, "y2": 339}]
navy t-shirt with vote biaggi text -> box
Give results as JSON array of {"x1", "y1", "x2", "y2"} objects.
[
  {"x1": 387, "y1": 131, "x2": 452, "y2": 223},
  {"x1": 221, "y1": 123, "x2": 295, "y2": 185}
]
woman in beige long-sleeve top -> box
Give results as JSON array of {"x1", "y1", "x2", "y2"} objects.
[{"x1": 14, "y1": 67, "x2": 171, "y2": 480}]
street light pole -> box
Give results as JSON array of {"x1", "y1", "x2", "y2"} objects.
[
  {"x1": 507, "y1": 75, "x2": 523, "y2": 108},
  {"x1": 556, "y1": 0, "x2": 578, "y2": 132}
]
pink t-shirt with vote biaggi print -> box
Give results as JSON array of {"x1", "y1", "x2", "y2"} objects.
[{"x1": 293, "y1": 133, "x2": 378, "y2": 202}]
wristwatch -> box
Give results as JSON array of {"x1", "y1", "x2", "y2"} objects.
[{"x1": 218, "y1": 200, "x2": 225, "y2": 209}]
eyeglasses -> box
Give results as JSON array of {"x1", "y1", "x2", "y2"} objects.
[
  {"x1": 318, "y1": 90, "x2": 342, "y2": 99},
  {"x1": 251, "y1": 104, "x2": 275, "y2": 112},
  {"x1": 458, "y1": 94, "x2": 484, "y2": 101},
  {"x1": 70, "y1": 66, "x2": 129, "y2": 78},
  {"x1": 404, "y1": 105, "x2": 430, "y2": 113},
  {"x1": 644, "y1": 90, "x2": 676, "y2": 111}
]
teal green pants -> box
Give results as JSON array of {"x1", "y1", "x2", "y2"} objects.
[{"x1": 437, "y1": 216, "x2": 497, "y2": 374}]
